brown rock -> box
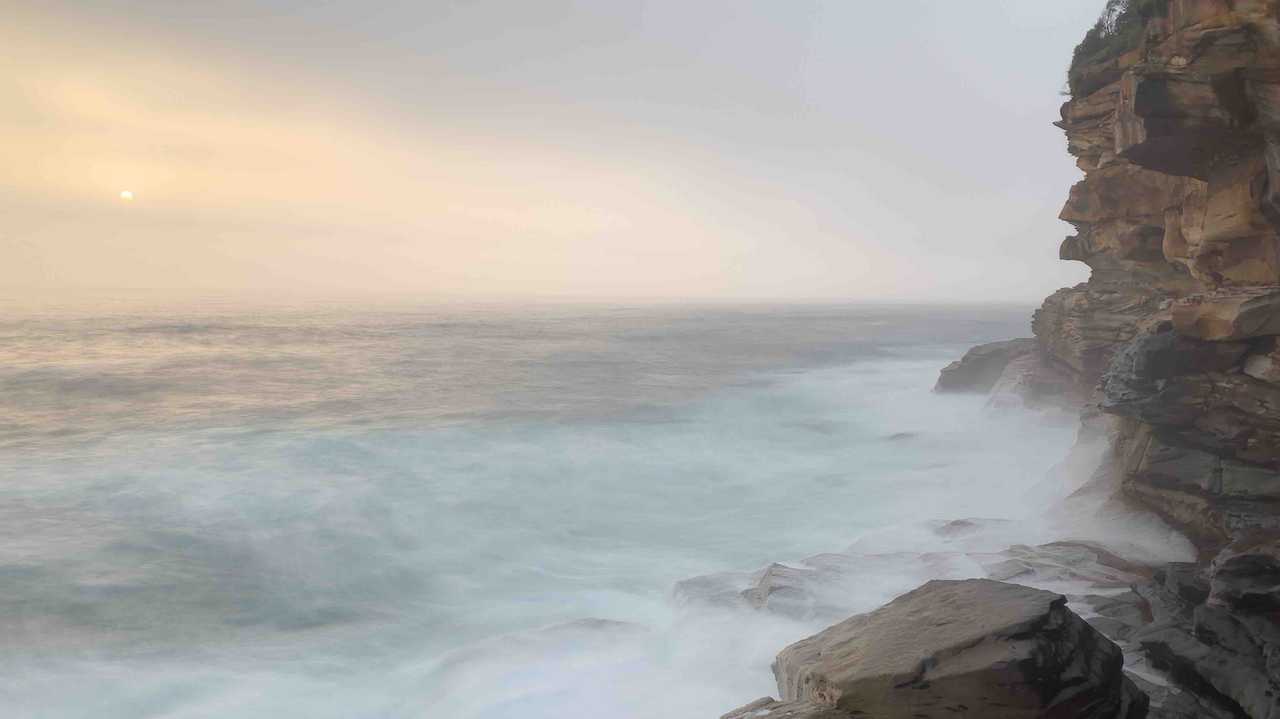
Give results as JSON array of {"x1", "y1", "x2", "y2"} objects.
[
  {"x1": 1172, "y1": 289, "x2": 1280, "y2": 341},
  {"x1": 772, "y1": 579, "x2": 1147, "y2": 719},
  {"x1": 1033, "y1": 282, "x2": 1168, "y2": 391}
]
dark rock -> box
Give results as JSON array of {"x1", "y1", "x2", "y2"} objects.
[
  {"x1": 1158, "y1": 563, "x2": 1211, "y2": 607},
  {"x1": 1102, "y1": 326, "x2": 1249, "y2": 409},
  {"x1": 934, "y1": 338, "x2": 1036, "y2": 394},
  {"x1": 1129, "y1": 671, "x2": 1243, "y2": 719},
  {"x1": 1209, "y1": 536, "x2": 1280, "y2": 613},
  {"x1": 1136, "y1": 619, "x2": 1279, "y2": 719}
]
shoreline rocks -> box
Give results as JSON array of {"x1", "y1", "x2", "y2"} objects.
[
  {"x1": 726, "y1": 579, "x2": 1147, "y2": 719},
  {"x1": 934, "y1": 338, "x2": 1036, "y2": 394}
]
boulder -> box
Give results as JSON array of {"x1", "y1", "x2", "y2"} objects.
[
  {"x1": 934, "y1": 339, "x2": 1036, "y2": 394},
  {"x1": 771, "y1": 579, "x2": 1147, "y2": 719}
]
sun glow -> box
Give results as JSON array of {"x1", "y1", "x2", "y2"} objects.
[{"x1": 119, "y1": 190, "x2": 134, "y2": 201}]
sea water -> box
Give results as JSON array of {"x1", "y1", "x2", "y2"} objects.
[{"x1": 0, "y1": 299, "x2": 1180, "y2": 718}]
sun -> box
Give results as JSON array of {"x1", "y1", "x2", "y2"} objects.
[{"x1": 119, "y1": 190, "x2": 135, "y2": 201}]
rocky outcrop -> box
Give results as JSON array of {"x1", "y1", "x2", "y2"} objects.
[
  {"x1": 724, "y1": 579, "x2": 1147, "y2": 719},
  {"x1": 1056, "y1": 0, "x2": 1280, "y2": 561},
  {"x1": 935, "y1": 338, "x2": 1037, "y2": 393},
  {"x1": 933, "y1": 337, "x2": 1082, "y2": 411}
]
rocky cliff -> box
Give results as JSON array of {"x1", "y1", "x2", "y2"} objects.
[{"x1": 1033, "y1": 1, "x2": 1280, "y2": 715}]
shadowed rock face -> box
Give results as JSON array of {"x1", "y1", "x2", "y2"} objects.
[{"x1": 722, "y1": 579, "x2": 1147, "y2": 719}]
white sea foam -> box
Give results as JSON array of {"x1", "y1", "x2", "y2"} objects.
[{"x1": 0, "y1": 303, "x2": 1192, "y2": 718}]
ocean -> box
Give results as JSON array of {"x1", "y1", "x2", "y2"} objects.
[{"x1": 0, "y1": 299, "x2": 1142, "y2": 717}]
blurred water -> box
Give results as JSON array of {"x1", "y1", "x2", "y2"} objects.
[{"x1": 0, "y1": 299, "x2": 1086, "y2": 718}]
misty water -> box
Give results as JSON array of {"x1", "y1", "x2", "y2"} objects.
[{"x1": 0, "y1": 301, "x2": 1187, "y2": 718}]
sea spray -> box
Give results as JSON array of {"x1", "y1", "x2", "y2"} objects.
[{"x1": 0, "y1": 301, "x2": 1187, "y2": 718}]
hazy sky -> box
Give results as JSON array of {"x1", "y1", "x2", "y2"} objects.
[{"x1": 3, "y1": 1, "x2": 1105, "y2": 302}]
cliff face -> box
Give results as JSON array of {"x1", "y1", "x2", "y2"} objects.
[
  {"x1": 1050, "y1": 0, "x2": 1280, "y2": 549},
  {"x1": 1038, "y1": 2, "x2": 1280, "y2": 715}
]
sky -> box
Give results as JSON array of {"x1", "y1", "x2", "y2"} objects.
[{"x1": 2, "y1": 1, "x2": 1106, "y2": 302}]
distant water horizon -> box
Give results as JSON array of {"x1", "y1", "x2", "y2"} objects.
[{"x1": 1, "y1": 300, "x2": 1099, "y2": 718}]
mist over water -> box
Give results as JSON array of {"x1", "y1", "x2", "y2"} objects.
[{"x1": 0, "y1": 301, "x2": 1185, "y2": 718}]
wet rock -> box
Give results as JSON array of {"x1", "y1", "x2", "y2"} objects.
[
  {"x1": 1082, "y1": 591, "x2": 1150, "y2": 642},
  {"x1": 1136, "y1": 619, "x2": 1280, "y2": 719},
  {"x1": 741, "y1": 563, "x2": 819, "y2": 619},
  {"x1": 772, "y1": 579, "x2": 1147, "y2": 718},
  {"x1": 934, "y1": 338, "x2": 1036, "y2": 394},
  {"x1": 979, "y1": 541, "x2": 1153, "y2": 589},
  {"x1": 1130, "y1": 671, "x2": 1243, "y2": 719}
]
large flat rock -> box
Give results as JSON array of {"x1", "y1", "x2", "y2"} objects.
[{"x1": 771, "y1": 579, "x2": 1147, "y2": 719}]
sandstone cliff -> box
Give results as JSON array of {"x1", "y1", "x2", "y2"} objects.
[{"x1": 1031, "y1": 1, "x2": 1280, "y2": 715}]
